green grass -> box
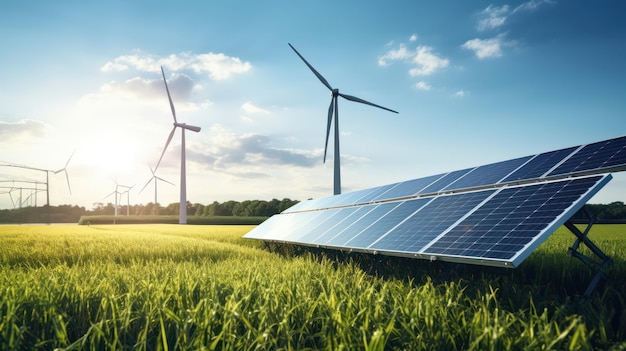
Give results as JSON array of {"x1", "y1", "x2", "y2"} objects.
[
  {"x1": 77, "y1": 215, "x2": 267, "y2": 225},
  {"x1": 0, "y1": 224, "x2": 624, "y2": 350}
]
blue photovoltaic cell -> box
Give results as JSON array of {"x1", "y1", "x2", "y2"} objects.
[
  {"x1": 419, "y1": 168, "x2": 473, "y2": 194},
  {"x1": 549, "y1": 136, "x2": 626, "y2": 177},
  {"x1": 501, "y1": 147, "x2": 577, "y2": 182},
  {"x1": 352, "y1": 183, "x2": 399, "y2": 203},
  {"x1": 323, "y1": 203, "x2": 387, "y2": 247},
  {"x1": 344, "y1": 199, "x2": 430, "y2": 249},
  {"x1": 282, "y1": 196, "x2": 330, "y2": 213},
  {"x1": 312, "y1": 206, "x2": 373, "y2": 244},
  {"x1": 322, "y1": 188, "x2": 377, "y2": 208},
  {"x1": 372, "y1": 174, "x2": 444, "y2": 202},
  {"x1": 242, "y1": 214, "x2": 284, "y2": 239},
  {"x1": 423, "y1": 176, "x2": 606, "y2": 263},
  {"x1": 274, "y1": 210, "x2": 336, "y2": 242},
  {"x1": 443, "y1": 156, "x2": 532, "y2": 191},
  {"x1": 295, "y1": 207, "x2": 361, "y2": 243},
  {"x1": 369, "y1": 189, "x2": 495, "y2": 253}
]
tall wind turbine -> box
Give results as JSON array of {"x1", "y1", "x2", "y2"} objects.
[
  {"x1": 139, "y1": 165, "x2": 175, "y2": 205},
  {"x1": 154, "y1": 66, "x2": 201, "y2": 224},
  {"x1": 288, "y1": 43, "x2": 398, "y2": 195}
]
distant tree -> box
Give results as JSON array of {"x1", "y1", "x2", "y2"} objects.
[
  {"x1": 164, "y1": 203, "x2": 178, "y2": 215},
  {"x1": 194, "y1": 204, "x2": 205, "y2": 216}
]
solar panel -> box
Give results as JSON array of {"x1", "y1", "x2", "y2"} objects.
[
  {"x1": 371, "y1": 174, "x2": 444, "y2": 201},
  {"x1": 244, "y1": 134, "x2": 626, "y2": 269},
  {"x1": 548, "y1": 135, "x2": 626, "y2": 176},
  {"x1": 421, "y1": 175, "x2": 610, "y2": 266},
  {"x1": 245, "y1": 175, "x2": 610, "y2": 267},
  {"x1": 442, "y1": 156, "x2": 532, "y2": 191},
  {"x1": 501, "y1": 147, "x2": 578, "y2": 182},
  {"x1": 344, "y1": 200, "x2": 430, "y2": 249},
  {"x1": 369, "y1": 190, "x2": 495, "y2": 253}
]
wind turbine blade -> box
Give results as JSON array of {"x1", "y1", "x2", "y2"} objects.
[
  {"x1": 323, "y1": 98, "x2": 334, "y2": 163},
  {"x1": 180, "y1": 124, "x2": 202, "y2": 133},
  {"x1": 155, "y1": 126, "x2": 176, "y2": 172},
  {"x1": 156, "y1": 176, "x2": 176, "y2": 186},
  {"x1": 64, "y1": 171, "x2": 72, "y2": 195},
  {"x1": 288, "y1": 43, "x2": 333, "y2": 91},
  {"x1": 161, "y1": 66, "x2": 178, "y2": 123},
  {"x1": 338, "y1": 93, "x2": 399, "y2": 114},
  {"x1": 64, "y1": 149, "x2": 75, "y2": 168},
  {"x1": 139, "y1": 178, "x2": 153, "y2": 194},
  {"x1": 8, "y1": 192, "x2": 15, "y2": 208},
  {"x1": 54, "y1": 150, "x2": 75, "y2": 174}
]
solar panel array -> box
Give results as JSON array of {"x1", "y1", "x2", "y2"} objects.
[{"x1": 245, "y1": 135, "x2": 626, "y2": 268}]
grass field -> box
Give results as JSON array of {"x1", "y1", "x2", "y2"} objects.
[{"x1": 0, "y1": 224, "x2": 624, "y2": 350}]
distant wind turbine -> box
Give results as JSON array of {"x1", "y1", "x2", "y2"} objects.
[
  {"x1": 104, "y1": 181, "x2": 131, "y2": 217},
  {"x1": 118, "y1": 184, "x2": 134, "y2": 216},
  {"x1": 104, "y1": 184, "x2": 122, "y2": 217},
  {"x1": 288, "y1": 43, "x2": 398, "y2": 195},
  {"x1": 139, "y1": 165, "x2": 175, "y2": 205},
  {"x1": 154, "y1": 66, "x2": 201, "y2": 224},
  {"x1": 54, "y1": 150, "x2": 74, "y2": 195}
]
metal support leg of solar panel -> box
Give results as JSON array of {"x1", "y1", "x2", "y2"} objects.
[{"x1": 564, "y1": 208, "x2": 613, "y2": 297}]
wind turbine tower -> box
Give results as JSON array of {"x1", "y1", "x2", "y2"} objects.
[
  {"x1": 288, "y1": 43, "x2": 398, "y2": 195},
  {"x1": 154, "y1": 66, "x2": 202, "y2": 224}
]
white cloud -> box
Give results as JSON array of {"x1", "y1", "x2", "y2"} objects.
[
  {"x1": 476, "y1": 0, "x2": 553, "y2": 31},
  {"x1": 241, "y1": 102, "x2": 270, "y2": 115},
  {"x1": 409, "y1": 46, "x2": 450, "y2": 76},
  {"x1": 409, "y1": 34, "x2": 418, "y2": 42},
  {"x1": 415, "y1": 81, "x2": 431, "y2": 91},
  {"x1": 0, "y1": 119, "x2": 49, "y2": 143},
  {"x1": 102, "y1": 51, "x2": 252, "y2": 81},
  {"x1": 477, "y1": 5, "x2": 510, "y2": 31},
  {"x1": 453, "y1": 91, "x2": 466, "y2": 98},
  {"x1": 513, "y1": 0, "x2": 554, "y2": 14},
  {"x1": 379, "y1": 44, "x2": 449, "y2": 77},
  {"x1": 462, "y1": 35, "x2": 512, "y2": 59},
  {"x1": 186, "y1": 126, "x2": 319, "y2": 178},
  {"x1": 378, "y1": 44, "x2": 412, "y2": 66}
]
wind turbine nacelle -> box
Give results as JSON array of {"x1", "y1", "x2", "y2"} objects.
[{"x1": 175, "y1": 123, "x2": 202, "y2": 133}]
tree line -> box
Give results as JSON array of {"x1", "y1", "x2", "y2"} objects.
[
  {"x1": 1, "y1": 200, "x2": 625, "y2": 224},
  {"x1": 0, "y1": 198, "x2": 300, "y2": 224}
]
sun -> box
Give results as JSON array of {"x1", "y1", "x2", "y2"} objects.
[{"x1": 82, "y1": 139, "x2": 137, "y2": 177}]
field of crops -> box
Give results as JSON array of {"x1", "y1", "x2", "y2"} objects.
[{"x1": 1, "y1": 224, "x2": 625, "y2": 350}]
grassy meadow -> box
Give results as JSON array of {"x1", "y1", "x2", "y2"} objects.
[{"x1": 0, "y1": 224, "x2": 625, "y2": 350}]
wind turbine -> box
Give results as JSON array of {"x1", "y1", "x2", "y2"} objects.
[
  {"x1": 104, "y1": 184, "x2": 122, "y2": 217},
  {"x1": 118, "y1": 184, "x2": 134, "y2": 216},
  {"x1": 139, "y1": 165, "x2": 175, "y2": 205},
  {"x1": 54, "y1": 150, "x2": 74, "y2": 195},
  {"x1": 104, "y1": 181, "x2": 131, "y2": 217},
  {"x1": 154, "y1": 66, "x2": 201, "y2": 224},
  {"x1": 288, "y1": 43, "x2": 398, "y2": 195},
  {"x1": 0, "y1": 181, "x2": 18, "y2": 208}
]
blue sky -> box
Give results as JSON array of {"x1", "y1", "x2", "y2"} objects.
[{"x1": 0, "y1": 0, "x2": 624, "y2": 210}]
